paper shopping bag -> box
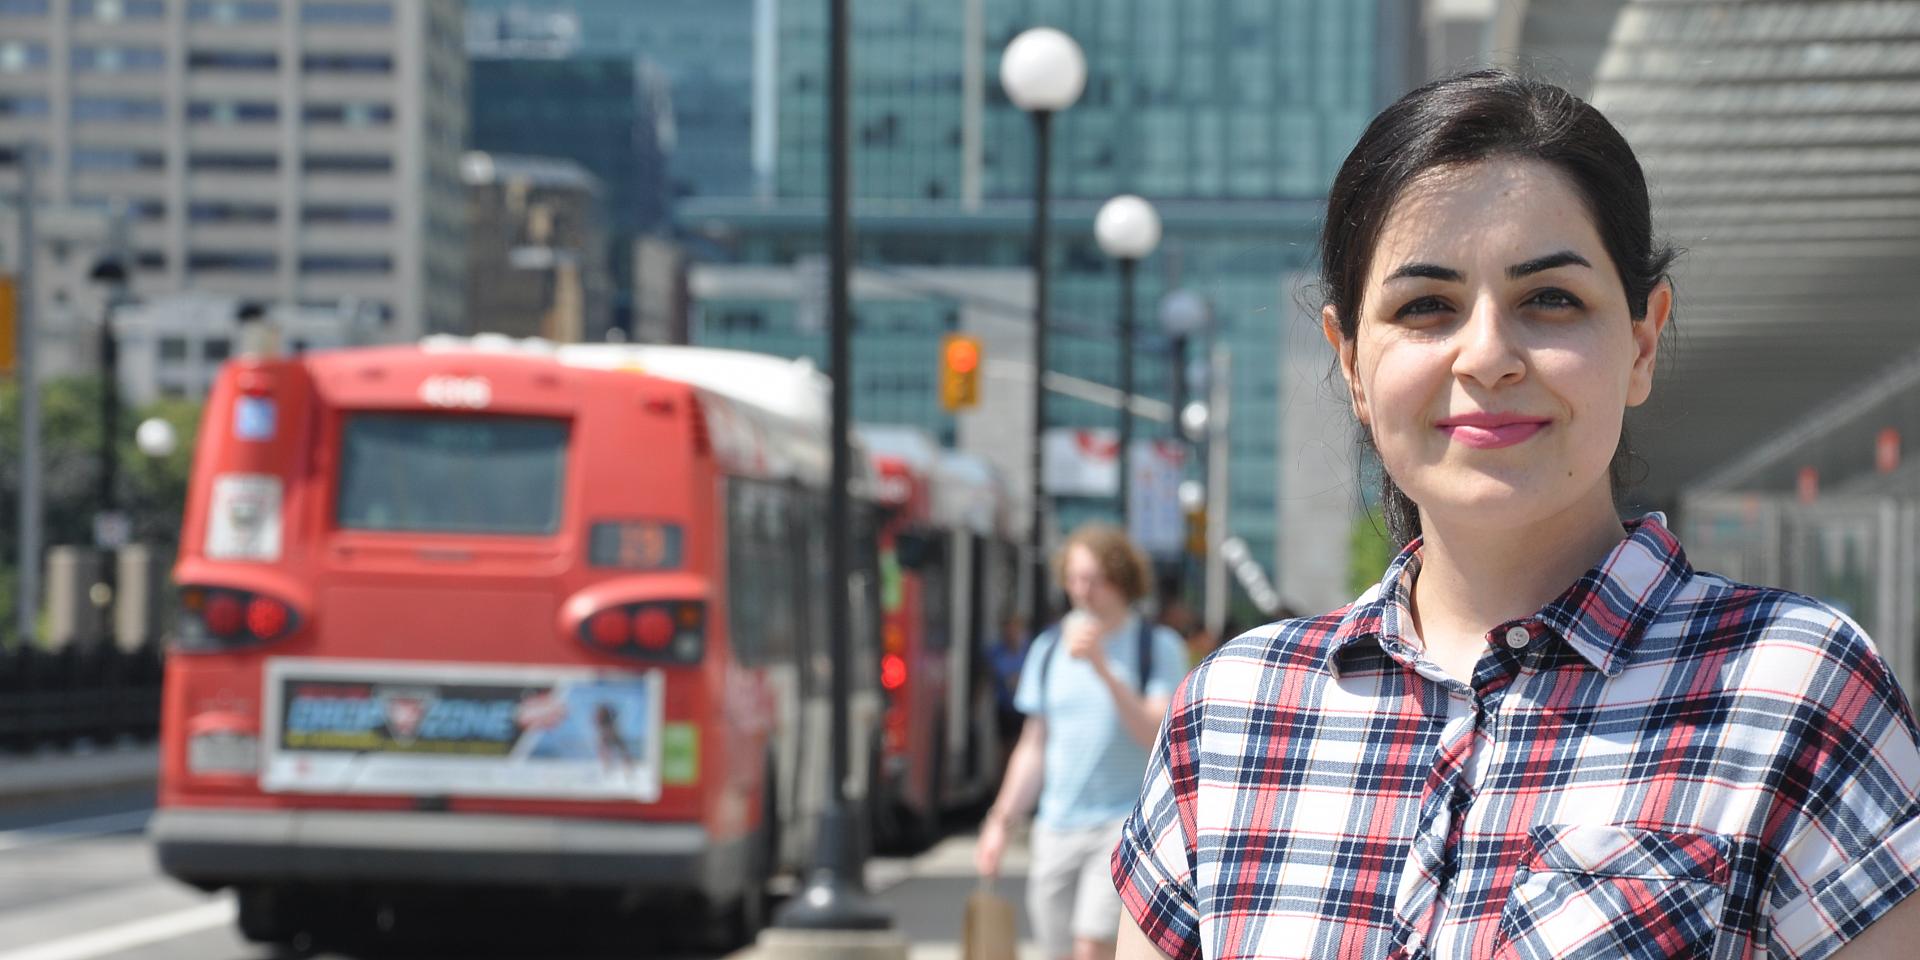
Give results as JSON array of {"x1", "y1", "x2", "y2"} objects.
[{"x1": 963, "y1": 880, "x2": 1020, "y2": 960}]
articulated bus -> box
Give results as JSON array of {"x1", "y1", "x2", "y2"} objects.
[
  {"x1": 150, "y1": 338, "x2": 882, "y2": 950},
  {"x1": 861, "y1": 427, "x2": 1019, "y2": 849}
]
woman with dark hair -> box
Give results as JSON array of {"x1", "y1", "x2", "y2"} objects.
[{"x1": 1112, "y1": 70, "x2": 1920, "y2": 959}]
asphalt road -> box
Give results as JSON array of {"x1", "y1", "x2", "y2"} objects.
[
  {"x1": 0, "y1": 793, "x2": 1032, "y2": 959},
  {"x1": 0, "y1": 790, "x2": 745, "y2": 959}
]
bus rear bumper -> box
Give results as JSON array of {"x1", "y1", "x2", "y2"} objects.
[{"x1": 151, "y1": 808, "x2": 749, "y2": 898}]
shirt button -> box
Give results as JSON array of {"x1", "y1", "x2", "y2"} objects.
[{"x1": 1504, "y1": 626, "x2": 1530, "y2": 649}]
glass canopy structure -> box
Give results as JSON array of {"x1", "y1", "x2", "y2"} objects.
[{"x1": 1579, "y1": 0, "x2": 1920, "y2": 503}]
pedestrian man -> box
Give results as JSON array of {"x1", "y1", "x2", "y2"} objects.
[{"x1": 976, "y1": 523, "x2": 1188, "y2": 960}]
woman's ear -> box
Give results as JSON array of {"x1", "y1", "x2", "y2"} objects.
[
  {"x1": 1626, "y1": 280, "x2": 1671, "y2": 408},
  {"x1": 1322, "y1": 304, "x2": 1368, "y2": 425}
]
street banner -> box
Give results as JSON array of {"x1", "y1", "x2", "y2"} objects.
[
  {"x1": 1043, "y1": 428, "x2": 1187, "y2": 556},
  {"x1": 261, "y1": 658, "x2": 665, "y2": 802}
]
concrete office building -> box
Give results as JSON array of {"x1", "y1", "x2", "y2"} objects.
[
  {"x1": 462, "y1": 151, "x2": 612, "y2": 343},
  {"x1": 0, "y1": 0, "x2": 468, "y2": 380}
]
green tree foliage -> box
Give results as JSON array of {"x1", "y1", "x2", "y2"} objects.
[
  {"x1": 0, "y1": 377, "x2": 201, "y2": 645},
  {"x1": 1348, "y1": 506, "x2": 1395, "y2": 598}
]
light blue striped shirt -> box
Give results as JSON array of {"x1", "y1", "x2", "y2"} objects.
[{"x1": 1015, "y1": 614, "x2": 1189, "y2": 830}]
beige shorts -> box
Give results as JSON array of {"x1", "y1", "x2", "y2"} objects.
[{"x1": 1026, "y1": 819, "x2": 1126, "y2": 957}]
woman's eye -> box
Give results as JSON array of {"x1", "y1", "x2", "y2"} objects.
[
  {"x1": 1394, "y1": 296, "x2": 1450, "y2": 320},
  {"x1": 1528, "y1": 289, "x2": 1584, "y2": 311}
]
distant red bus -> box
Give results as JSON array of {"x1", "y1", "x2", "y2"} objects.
[
  {"x1": 862, "y1": 427, "x2": 1018, "y2": 848},
  {"x1": 151, "y1": 338, "x2": 883, "y2": 949}
]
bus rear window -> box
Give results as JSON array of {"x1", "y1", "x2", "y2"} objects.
[{"x1": 337, "y1": 414, "x2": 568, "y2": 535}]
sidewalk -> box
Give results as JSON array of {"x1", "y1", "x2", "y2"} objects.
[
  {"x1": 0, "y1": 743, "x2": 158, "y2": 807},
  {"x1": 737, "y1": 830, "x2": 1050, "y2": 960}
]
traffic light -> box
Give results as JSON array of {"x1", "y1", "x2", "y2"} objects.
[{"x1": 940, "y1": 333, "x2": 982, "y2": 412}]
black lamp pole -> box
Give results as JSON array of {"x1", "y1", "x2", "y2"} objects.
[
  {"x1": 1116, "y1": 256, "x2": 1135, "y2": 532},
  {"x1": 1028, "y1": 108, "x2": 1054, "y2": 641},
  {"x1": 773, "y1": 0, "x2": 890, "y2": 931}
]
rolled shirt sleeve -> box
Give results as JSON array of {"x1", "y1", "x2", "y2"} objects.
[
  {"x1": 1113, "y1": 669, "x2": 1204, "y2": 960},
  {"x1": 1765, "y1": 618, "x2": 1920, "y2": 960}
]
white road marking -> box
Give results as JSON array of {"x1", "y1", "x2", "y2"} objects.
[
  {"x1": 0, "y1": 899, "x2": 234, "y2": 960},
  {"x1": 0, "y1": 811, "x2": 152, "y2": 853}
]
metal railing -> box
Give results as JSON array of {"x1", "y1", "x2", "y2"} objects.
[{"x1": 0, "y1": 641, "x2": 163, "y2": 752}]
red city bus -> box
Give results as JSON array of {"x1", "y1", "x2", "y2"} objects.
[
  {"x1": 861, "y1": 427, "x2": 1017, "y2": 849},
  {"x1": 150, "y1": 338, "x2": 882, "y2": 949}
]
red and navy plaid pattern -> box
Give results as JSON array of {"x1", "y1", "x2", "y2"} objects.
[{"x1": 1114, "y1": 515, "x2": 1920, "y2": 960}]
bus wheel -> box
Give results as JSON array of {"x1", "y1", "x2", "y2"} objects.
[
  {"x1": 700, "y1": 778, "x2": 776, "y2": 951},
  {"x1": 236, "y1": 885, "x2": 304, "y2": 948}
]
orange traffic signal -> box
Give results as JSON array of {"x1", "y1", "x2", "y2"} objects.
[{"x1": 940, "y1": 333, "x2": 982, "y2": 412}]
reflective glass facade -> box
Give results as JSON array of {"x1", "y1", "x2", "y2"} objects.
[
  {"x1": 688, "y1": 0, "x2": 1410, "y2": 588},
  {"x1": 466, "y1": 0, "x2": 755, "y2": 200}
]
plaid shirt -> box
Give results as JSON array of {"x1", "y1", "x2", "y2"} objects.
[{"x1": 1115, "y1": 515, "x2": 1920, "y2": 960}]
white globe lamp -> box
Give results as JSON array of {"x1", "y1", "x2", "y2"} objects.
[{"x1": 999, "y1": 27, "x2": 1086, "y2": 113}]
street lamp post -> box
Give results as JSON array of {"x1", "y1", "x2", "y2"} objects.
[
  {"x1": 767, "y1": 0, "x2": 895, "y2": 942},
  {"x1": 1001, "y1": 26, "x2": 1084, "y2": 637},
  {"x1": 1094, "y1": 195, "x2": 1161, "y2": 533},
  {"x1": 1159, "y1": 288, "x2": 1211, "y2": 606},
  {"x1": 88, "y1": 206, "x2": 133, "y2": 641}
]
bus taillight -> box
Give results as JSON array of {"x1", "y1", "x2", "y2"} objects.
[
  {"x1": 578, "y1": 601, "x2": 703, "y2": 663},
  {"x1": 176, "y1": 586, "x2": 302, "y2": 651},
  {"x1": 881, "y1": 653, "x2": 907, "y2": 691}
]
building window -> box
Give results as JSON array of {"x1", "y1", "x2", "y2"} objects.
[
  {"x1": 72, "y1": 97, "x2": 164, "y2": 123},
  {"x1": 0, "y1": 95, "x2": 49, "y2": 117},
  {"x1": 73, "y1": 0, "x2": 166, "y2": 20},
  {"x1": 305, "y1": 153, "x2": 391, "y2": 174},
  {"x1": 0, "y1": 0, "x2": 48, "y2": 15},
  {"x1": 159, "y1": 337, "x2": 189, "y2": 362},
  {"x1": 190, "y1": 152, "x2": 278, "y2": 172},
  {"x1": 204, "y1": 338, "x2": 231, "y2": 362},
  {"x1": 301, "y1": 2, "x2": 391, "y2": 25},
  {"x1": 303, "y1": 102, "x2": 394, "y2": 126},
  {"x1": 303, "y1": 203, "x2": 391, "y2": 224},
  {"x1": 302, "y1": 52, "x2": 392, "y2": 74},
  {"x1": 72, "y1": 46, "x2": 166, "y2": 73},
  {"x1": 189, "y1": 200, "x2": 276, "y2": 224},
  {"x1": 135, "y1": 250, "x2": 165, "y2": 270},
  {"x1": 72, "y1": 148, "x2": 165, "y2": 172},
  {"x1": 187, "y1": 100, "x2": 280, "y2": 125},
  {"x1": 189, "y1": 251, "x2": 277, "y2": 272},
  {"x1": 0, "y1": 42, "x2": 47, "y2": 73},
  {"x1": 188, "y1": 50, "x2": 279, "y2": 71},
  {"x1": 300, "y1": 253, "x2": 392, "y2": 274},
  {"x1": 188, "y1": 1, "x2": 279, "y2": 22}
]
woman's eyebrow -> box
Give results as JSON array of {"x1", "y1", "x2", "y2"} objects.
[
  {"x1": 1385, "y1": 262, "x2": 1461, "y2": 283},
  {"x1": 1508, "y1": 250, "x2": 1591, "y2": 278}
]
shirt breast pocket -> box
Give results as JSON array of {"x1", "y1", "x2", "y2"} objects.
[{"x1": 1492, "y1": 824, "x2": 1732, "y2": 960}]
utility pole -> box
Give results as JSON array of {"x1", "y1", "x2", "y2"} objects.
[{"x1": 15, "y1": 148, "x2": 40, "y2": 648}]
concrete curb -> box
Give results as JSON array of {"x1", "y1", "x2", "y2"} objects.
[{"x1": 0, "y1": 744, "x2": 159, "y2": 808}]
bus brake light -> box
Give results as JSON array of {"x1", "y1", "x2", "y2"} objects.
[
  {"x1": 245, "y1": 597, "x2": 290, "y2": 641},
  {"x1": 204, "y1": 594, "x2": 244, "y2": 637},
  {"x1": 578, "y1": 601, "x2": 703, "y2": 664},
  {"x1": 634, "y1": 608, "x2": 674, "y2": 649},
  {"x1": 587, "y1": 609, "x2": 630, "y2": 648},
  {"x1": 175, "y1": 586, "x2": 303, "y2": 652}
]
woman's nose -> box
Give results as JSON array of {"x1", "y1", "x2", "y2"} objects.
[{"x1": 1452, "y1": 296, "x2": 1525, "y2": 387}]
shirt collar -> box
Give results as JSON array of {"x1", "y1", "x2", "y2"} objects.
[{"x1": 1327, "y1": 513, "x2": 1691, "y2": 678}]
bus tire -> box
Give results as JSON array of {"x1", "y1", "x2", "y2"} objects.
[
  {"x1": 701, "y1": 770, "x2": 777, "y2": 951},
  {"x1": 236, "y1": 885, "x2": 299, "y2": 947}
]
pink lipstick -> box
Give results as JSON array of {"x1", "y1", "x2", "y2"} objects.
[{"x1": 1436, "y1": 412, "x2": 1549, "y2": 450}]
